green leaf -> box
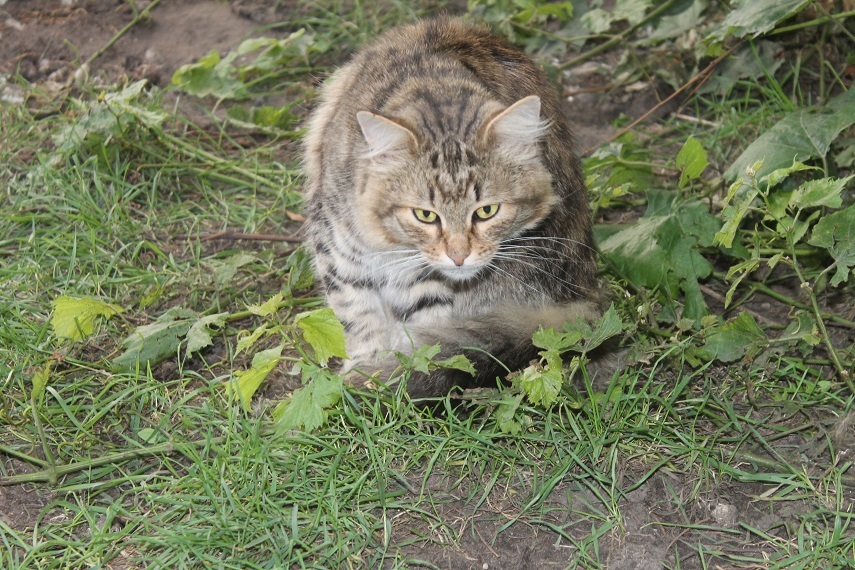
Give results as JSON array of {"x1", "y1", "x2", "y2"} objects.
[
  {"x1": 294, "y1": 308, "x2": 348, "y2": 365},
  {"x1": 648, "y1": 0, "x2": 709, "y2": 42},
  {"x1": 185, "y1": 313, "x2": 228, "y2": 354},
  {"x1": 112, "y1": 308, "x2": 196, "y2": 371},
  {"x1": 582, "y1": 304, "x2": 624, "y2": 351},
  {"x1": 31, "y1": 361, "x2": 52, "y2": 400},
  {"x1": 808, "y1": 204, "x2": 855, "y2": 286},
  {"x1": 209, "y1": 252, "x2": 256, "y2": 285},
  {"x1": 274, "y1": 363, "x2": 342, "y2": 432},
  {"x1": 51, "y1": 296, "x2": 123, "y2": 342},
  {"x1": 228, "y1": 344, "x2": 284, "y2": 409},
  {"x1": 432, "y1": 354, "x2": 476, "y2": 376},
  {"x1": 171, "y1": 50, "x2": 247, "y2": 100},
  {"x1": 699, "y1": 313, "x2": 767, "y2": 363},
  {"x1": 778, "y1": 311, "x2": 820, "y2": 347},
  {"x1": 247, "y1": 293, "x2": 284, "y2": 317},
  {"x1": 676, "y1": 136, "x2": 709, "y2": 188},
  {"x1": 709, "y1": 0, "x2": 810, "y2": 40},
  {"x1": 725, "y1": 90, "x2": 855, "y2": 181},
  {"x1": 532, "y1": 327, "x2": 583, "y2": 353},
  {"x1": 788, "y1": 175, "x2": 852, "y2": 210},
  {"x1": 407, "y1": 344, "x2": 443, "y2": 374},
  {"x1": 235, "y1": 324, "x2": 271, "y2": 357},
  {"x1": 519, "y1": 364, "x2": 562, "y2": 408},
  {"x1": 715, "y1": 185, "x2": 759, "y2": 249},
  {"x1": 494, "y1": 392, "x2": 528, "y2": 435}
]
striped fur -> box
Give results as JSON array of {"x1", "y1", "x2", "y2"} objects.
[{"x1": 303, "y1": 18, "x2": 599, "y2": 397}]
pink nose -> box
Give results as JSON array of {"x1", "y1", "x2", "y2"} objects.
[{"x1": 448, "y1": 252, "x2": 467, "y2": 266}]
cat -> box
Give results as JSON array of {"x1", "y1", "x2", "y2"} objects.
[{"x1": 302, "y1": 17, "x2": 600, "y2": 398}]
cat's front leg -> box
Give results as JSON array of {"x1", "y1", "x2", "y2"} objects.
[{"x1": 325, "y1": 287, "x2": 406, "y2": 383}]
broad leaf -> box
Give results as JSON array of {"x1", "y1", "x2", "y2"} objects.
[
  {"x1": 274, "y1": 363, "x2": 342, "y2": 432},
  {"x1": 710, "y1": 0, "x2": 810, "y2": 40},
  {"x1": 247, "y1": 293, "x2": 284, "y2": 317},
  {"x1": 235, "y1": 324, "x2": 271, "y2": 357},
  {"x1": 519, "y1": 364, "x2": 562, "y2": 408},
  {"x1": 808, "y1": 204, "x2": 855, "y2": 286},
  {"x1": 185, "y1": 313, "x2": 228, "y2": 354},
  {"x1": 698, "y1": 313, "x2": 767, "y2": 363},
  {"x1": 112, "y1": 308, "x2": 196, "y2": 371},
  {"x1": 676, "y1": 136, "x2": 709, "y2": 188},
  {"x1": 171, "y1": 50, "x2": 247, "y2": 100},
  {"x1": 51, "y1": 296, "x2": 123, "y2": 342},
  {"x1": 725, "y1": 90, "x2": 855, "y2": 181},
  {"x1": 31, "y1": 361, "x2": 52, "y2": 400},
  {"x1": 788, "y1": 175, "x2": 852, "y2": 210},
  {"x1": 494, "y1": 392, "x2": 527, "y2": 435},
  {"x1": 294, "y1": 308, "x2": 348, "y2": 365},
  {"x1": 228, "y1": 344, "x2": 283, "y2": 409}
]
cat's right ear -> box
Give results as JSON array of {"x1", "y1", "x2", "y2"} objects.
[{"x1": 356, "y1": 111, "x2": 417, "y2": 163}]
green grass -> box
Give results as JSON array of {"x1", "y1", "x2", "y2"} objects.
[{"x1": 2, "y1": 0, "x2": 854, "y2": 568}]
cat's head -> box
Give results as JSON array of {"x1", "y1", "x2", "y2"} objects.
[{"x1": 354, "y1": 95, "x2": 557, "y2": 281}]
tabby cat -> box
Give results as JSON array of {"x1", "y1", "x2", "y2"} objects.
[{"x1": 303, "y1": 18, "x2": 600, "y2": 398}]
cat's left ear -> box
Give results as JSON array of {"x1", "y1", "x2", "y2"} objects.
[
  {"x1": 483, "y1": 95, "x2": 548, "y2": 160},
  {"x1": 356, "y1": 111, "x2": 417, "y2": 164}
]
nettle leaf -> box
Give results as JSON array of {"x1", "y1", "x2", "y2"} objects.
[
  {"x1": 185, "y1": 313, "x2": 228, "y2": 354},
  {"x1": 432, "y1": 354, "x2": 476, "y2": 376},
  {"x1": 533, "y1": 327, "x2": 584, "y2": 353},
  {"x1": 247, "y1": 293, "x2": 284, "y2": 318},
  {"x1": 519, "y1": 364, "x2": 562, "y2": 408},
  {"x1": 789, "y1": 175, "x2": 852, "y2": 210},
  {"x1": 51, "y1": 296, "x2": 124, "y2": 342},
  {"x1": 235, "y1": 324, "x2": 272, "y2": 357},
  {"x1": 407, "y1": 344, "x2": 442, "y2": 375},
  {"x1": 715, "y1": 182, "x2": 759, "y2": 249},
  {"x1": 112, "y1": 308, "x2": 196, "y2": 371},
  {"x1": 710, "y1": 0, "x2": 810, "y2": 41},
  {"x1": 171, "y1": 50, "x2": 247, "y2": 100},
  {"x1": 31, "y1": 360, "x2": 53, "y2": 400},
  {"x1": 494, "y1": 392, "x2": 528, "y2": 435},
  {"x1": 583, "y1": 304, "x2": 624, "y2": 351},
  {"x1": 229, "y1": 344, "x2": 284, "y2": 409},
  {"x1": 274, "y1": 363, "x2": 342, "y2": 432},
  {"x1": 699, "y1": 313, "x2": 767, "y2": 363},
  {"x1": 779, "y1": 311, "x2": 820, "y2": 347},
  {"x1": 209, "y1": 252, "x2": 256, "y2": 285},
  {"x1": 676, "y1": 136, "x2": 709, "y2": 188},
  {"x1": 294, "y1": 308, "x2": 348, "y2": 365},
  {"x1": 648, "y1": 0, "x2": 709, "y2": 43},
  {"x1": 601, "y1": 198, "x2": 718, "y2": 321},
  {"x1": 808, "y1": 204, "x2": 855, "y2": 286},
  {"x1": 725, "y1": 90, "x2": 855, "y2": 181}
]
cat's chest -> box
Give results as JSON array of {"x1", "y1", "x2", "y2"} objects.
[{"x1": 378, "y1": 277, "x2": 455, "y2": 325}]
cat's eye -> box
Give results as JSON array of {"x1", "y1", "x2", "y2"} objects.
[
  {"x1": 413, "y1": 208, "x2": 439, "y2": 223},
  {"x1": 474, "y1": 204, "x2": 500, "y2": 220}
]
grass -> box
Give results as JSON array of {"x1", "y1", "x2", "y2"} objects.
[{"x1": 2, "y1": 0, "x2": 854, "y2": 568}]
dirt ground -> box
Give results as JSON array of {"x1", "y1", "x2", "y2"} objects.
[{"x1": 1, "y1": 1, "x2": 848, "y2": 569}]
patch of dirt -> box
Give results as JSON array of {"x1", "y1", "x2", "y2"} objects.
[
  {"x1": 0, "y1": 0, "x2": 257, "y2": 87},
  {"x1": 0, "y1": 459, "x2": 54, "y2": 531}
]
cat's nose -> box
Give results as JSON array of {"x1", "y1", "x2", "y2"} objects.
[{"x1": 448, "y1": 252, "x2": 468, "y2": 266}]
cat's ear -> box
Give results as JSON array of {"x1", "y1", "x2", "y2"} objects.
[
  {"x1": 483, "y1": 95, "x2": 548, "y2": 160},
  {"x1": 356, "y1": 111, "x2": 416, "y2": 163}
]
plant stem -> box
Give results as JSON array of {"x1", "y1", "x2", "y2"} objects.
[
  {"x1": 80, "y1": 0, "x2": 164, "y2": 70},
  {"x1": 0, "y1": 435, "x2": 237, "y2": 486},
  {"x1": 559, "y1": 0, "x2": 681, "y2": 70}
]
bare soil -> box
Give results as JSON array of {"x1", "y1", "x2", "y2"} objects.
[{"x1": 2, "y1": 1, "x2": 851, "y2": 569}]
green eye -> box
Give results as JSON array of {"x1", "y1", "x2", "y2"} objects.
[
  {"x1": 413, "y1": 209, "x2": 438, "y2": 223},
  {"x1": 474, "y1": 204, "x2": 500, "y2": 220}
]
